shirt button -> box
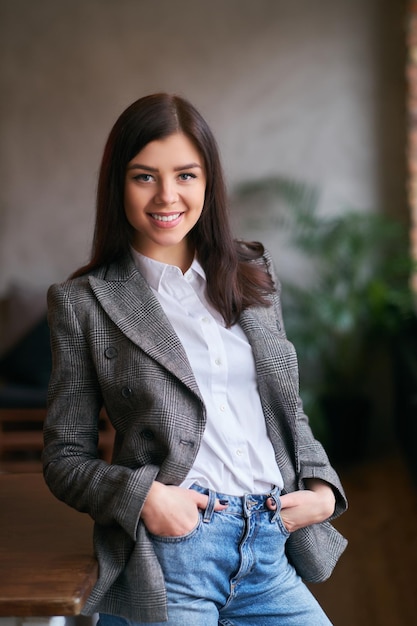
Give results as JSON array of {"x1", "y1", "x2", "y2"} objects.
[
  {"x1": 202, "y1": 317, "x2": 211, "y2": 324},
  {"x1": 214, "y1": 358, "x2": 222, "y2": 366},
  {"x1": 236, "y1": 449, "x2": 243, "y2": 457},
  {"x1": 219, "y1": 405, "x2": 226, "y2": 412}
]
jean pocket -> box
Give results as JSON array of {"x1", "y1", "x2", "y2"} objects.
[
  {"x1": 271, "y1": 499, "x2": 291, "y2": 537},
  {"x1": 148, "y1": 511, "x2": 202, "y2": 544},
  {"x1": 275, "y1": 512, "x2": 291, "y2": 537}
]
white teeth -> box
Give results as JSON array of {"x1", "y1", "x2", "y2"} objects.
[{"x1": 151, "y1": 213, "x2": 181, "y2": 222}]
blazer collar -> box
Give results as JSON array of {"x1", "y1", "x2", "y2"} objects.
[{"x1": 88, "y1": 254, "x2": 203, "y2": 401}]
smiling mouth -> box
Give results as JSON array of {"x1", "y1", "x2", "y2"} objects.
[{"x1": 150, "y1": 213, "x2": 182, "y2": 222}]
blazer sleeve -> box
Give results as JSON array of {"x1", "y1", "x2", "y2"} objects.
[
  {"x1": 295, "y1": 396, "x2": 347, "y2": 519},
  {"x1": 263, "y1": 250, "x2": 348, "y2": 519},
  {"x1": 43, "y1": 282, "x2": 159, "y2": 541}
]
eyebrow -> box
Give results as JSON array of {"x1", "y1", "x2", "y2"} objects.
[{"x1": 126, "y1": 162, "x2": 203, "y2": 172}]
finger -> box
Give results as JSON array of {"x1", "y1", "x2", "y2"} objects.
[
  {"x1": 187, "y1": 491, "x2": 208, "y2": 509},
  {"x1": 279, "y1": 493, "x2": 299, "y2": 509},
  {"x1": 214, "y1": 497, "x2": 229, "y2": 510},
  {"x1": 188, "y1": 490, "x2": 229, "y2": 511},
  {"x1": 266, "y1": 496, "x2": 277, "y2": 510}
]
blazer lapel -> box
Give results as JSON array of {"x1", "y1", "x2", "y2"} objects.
[{"x1": 89, "y1": 257, "x2": 202, "y2": 400}]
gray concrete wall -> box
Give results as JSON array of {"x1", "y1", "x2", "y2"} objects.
[{"x1": 0, "y1": 0, "x2": 407, "y2": 292}]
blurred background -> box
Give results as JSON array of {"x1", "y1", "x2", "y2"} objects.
[
  {"x1": 0, "y1": 0, "x2": 409, "y2": 290},
  {"x1": 0, "y1": 1, "x2": 416, "y2": 625}
]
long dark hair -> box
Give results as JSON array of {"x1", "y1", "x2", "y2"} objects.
[{"x1": 72, "y1": 93, "x2": 274, "y2": 325}]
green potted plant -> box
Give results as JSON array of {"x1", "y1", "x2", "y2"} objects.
[{"x1": 233, "y1": 177, "x2": 417, "y2": 464}]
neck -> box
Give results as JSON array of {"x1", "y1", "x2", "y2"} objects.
[{"x1": 132, "y1": 240, "x2": 195, "y2": 273}]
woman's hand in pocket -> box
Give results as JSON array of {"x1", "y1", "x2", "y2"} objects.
[
  {"x1": 141, "y1": 482, "x2": 228, "y2": 537},
  {"x1": 279, "y1": 479, "x2": 336, "y2": 533}
]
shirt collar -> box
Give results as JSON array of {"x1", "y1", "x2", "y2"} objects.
[{"x1": 130, "y1": 247, "x2": 207, "y2": 292}]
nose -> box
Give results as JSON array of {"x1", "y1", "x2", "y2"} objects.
[{"x1": 154, "y1": 181, "x2": 178, "y2": 206}]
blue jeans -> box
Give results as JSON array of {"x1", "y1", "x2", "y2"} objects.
[{"x1": 98, "y1": 485, "x2": 332, "y2": 625}]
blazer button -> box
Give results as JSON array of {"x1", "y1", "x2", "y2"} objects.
[
  {"x1": 105, "y1": 346, "x2": 118, "y2": 359},
  {"x1": 141, "y1": 429, "x2": 154, "y2": 441},
  {"x1": 121, "y1": 386, "x2": 132, "y2": 399}
]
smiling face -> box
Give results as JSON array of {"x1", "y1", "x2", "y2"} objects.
[{"x1": 124, "y1": 132, "x2": 207, "y2": 271}]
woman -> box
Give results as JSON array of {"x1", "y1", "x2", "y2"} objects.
[{"x1": 43, "y1": 93, "x2": 348, "y2": 626}]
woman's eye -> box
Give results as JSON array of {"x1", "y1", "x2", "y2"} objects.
[
  {"x1": 178, "y1": 173, "x2": 196, "y2": 181},
  {"x1": 134, "y1": 173, "x2": 154, "y2": 183}
]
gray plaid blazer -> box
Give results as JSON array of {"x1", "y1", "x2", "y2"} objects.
[{"x1": 43, "y1": 250, "x2": 347, "y2": 623}]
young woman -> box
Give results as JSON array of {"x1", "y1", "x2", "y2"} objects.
[{"x1": 43, "y1": 93, "x2": 348, "y2": 626}]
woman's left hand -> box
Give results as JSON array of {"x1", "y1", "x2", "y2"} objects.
[{"x1": 276, "y1": 479, "x2": 336, "y2": 533}]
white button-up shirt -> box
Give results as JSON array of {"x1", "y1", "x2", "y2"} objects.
[{"x1": 132, "y1": 250, "x2": 284, "y2": 495}]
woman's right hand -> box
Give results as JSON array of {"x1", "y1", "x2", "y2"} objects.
[{"x1": 141, "y1": 481, "x2": 228, "y2": 537}]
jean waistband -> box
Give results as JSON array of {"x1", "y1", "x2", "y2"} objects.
[{"x1": 190, "y1": 483, "x2": 281, "y2": 517}]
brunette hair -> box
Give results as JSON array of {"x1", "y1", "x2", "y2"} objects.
[{"x1": 72, "y1": 93, "x2": 274, "y2": 325}]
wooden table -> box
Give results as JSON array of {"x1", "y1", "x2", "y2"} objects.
[{"x1": 0, "y1": 473, "x2": 97, "y2": 619}]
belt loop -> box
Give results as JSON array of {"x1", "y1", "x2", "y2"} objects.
[{"x1": 203, "y1": 489, "x2": 216, "y2": 523}]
